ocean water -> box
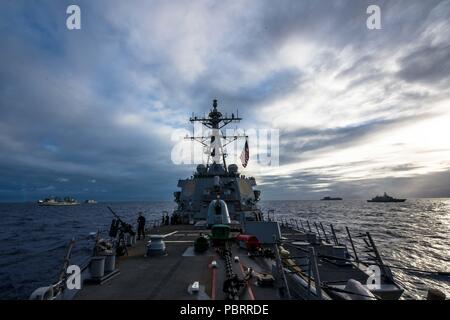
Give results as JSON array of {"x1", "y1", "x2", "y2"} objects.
[{"x1": 0, "y1": 199, "x2": 449, "y2": 300}]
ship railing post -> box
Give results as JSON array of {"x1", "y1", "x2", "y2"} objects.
[
  {"x1": 307, "y1": 254, "x2": 312, "y2": 298},
  {"x1": 330, "y1": 224, "x2": 339, "y2": 245},
  {"x1": 309, "y1": 247, "x2": 322, "y2": 299},
  {"x1": 55, "y1": 238, "x2": 76, "y2": 296},
  {"x1": 306, "y1": 220, "x2": 312, "y2": 232},
  {"x1": 366, "y1": 232, "x2": 393, "y2": 281},
  {"x1": 92, "y1": 231, "x2": 99, "y2": 256},
  {"x1": 273, "y1": 235, "x2": 291, "y2": 299},
  {"x1": 300, "y1": 220, "x2": 305, "y2": 232},
  {"x1": 268, "y1": 209, "x2": 274, "y2": 222},
  {"x1": 295, "y1": 219, "x2": 299, "y2": 231},
  {"x1": 314, "y1": 222, "x2": 322, "y2": 242},
  {"x1": 346, "y1": 226, "x2": 359, "y2": 262},
  {"x1": 319, "y1": 222, "x2": 329, "y2": 243}
]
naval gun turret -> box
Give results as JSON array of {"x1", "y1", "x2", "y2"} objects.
[{"x1": 207, "y1": 197, "x2": 231, "y2": 227}]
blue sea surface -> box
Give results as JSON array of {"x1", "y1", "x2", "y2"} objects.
[{"x1": 0, "y1": 199, "x2": 449, "y2": 300}]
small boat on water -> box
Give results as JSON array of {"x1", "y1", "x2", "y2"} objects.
[
  {"x1": 84, "y1": 199, "x2": 97, "y2": 204},
  {"x1": 367, "y1": 193, "x2": 406, "y2": 203},
  {"x1": 321, "y1": 196, "x2": 343, "y2": 201},
  {"x1": 37, "y1": 197, "x2": 80, "y2": 206}
]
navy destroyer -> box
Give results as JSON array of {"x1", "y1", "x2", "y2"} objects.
[
  {"x1": 367, "y1": 193, "x2": 406, "y2": 203},
  {"x1": 30, "y1": 100, "x2": 405, "y2": 301}
]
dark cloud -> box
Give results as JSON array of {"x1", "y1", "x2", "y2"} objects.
[
  {"x1": 389, "y1": 164, "x2": 423, "y2": 172},
  {"x1": 278, "y1": 114, "x2": 435, "y2": 164},
  {"x1": 397, "y1": 43, "x2": 450, "y2": 84}
]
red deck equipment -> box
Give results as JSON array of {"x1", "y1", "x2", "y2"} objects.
[{"x1": 236, "y1": 234, "x2": 261, "y2": 251}]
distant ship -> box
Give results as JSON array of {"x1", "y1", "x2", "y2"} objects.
[
  {"x1": 367, "y1": 193, "x2": 406, "y2": 203},
  {"x1": 37, "y1": 197, "x2": 80, "y2": 206},
  {"x1": 84, "y1": 199, "x2": 97, "y2": 204},
  {"x1": 321, "y1": 196, "x2": 343, "y2": 201}
]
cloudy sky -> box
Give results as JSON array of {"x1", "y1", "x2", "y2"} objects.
[{"x1": 1, "y1": 0, "x2": 450, "y2": 202}]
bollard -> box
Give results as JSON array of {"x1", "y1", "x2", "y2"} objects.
[
  {"x1": 90, "y1": 256, "x2": 106, "y2": 278},
  {"x1": 104, "y1": 254, "x2": 116, "y2": 273}
]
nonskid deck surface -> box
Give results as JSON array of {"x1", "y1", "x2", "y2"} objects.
[
  {"x1": 76, "y1": 224, "x2": 401, "y2": 300},
  {"x1": 76, "y1": 224, "x2": 281, "y2": 300}
]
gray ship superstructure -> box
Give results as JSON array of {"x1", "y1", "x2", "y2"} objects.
[
  {"x1": 173, "y1": 99, "x2": 261, "y2": 223},
  {"x1": 367, "y1": 192, "x2": 406, "y2": 203}
]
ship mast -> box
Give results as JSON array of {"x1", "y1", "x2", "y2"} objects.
[{"x1": 186, "y1": 99, "x2": 247, "y2": 171}]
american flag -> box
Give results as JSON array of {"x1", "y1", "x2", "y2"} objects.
[{"x1": 240, "y1": 140, "x2": 249, "y2": 168}]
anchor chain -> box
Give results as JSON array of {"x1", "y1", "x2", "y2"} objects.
[{"x1": 217, "y1": 244, "x2": 247, "y2": 300}]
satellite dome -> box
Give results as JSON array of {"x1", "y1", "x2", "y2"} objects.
[
  {"x1": 197, "y1": 164, "x2": 207, "y2": 174},
  {"x1": 228, "y1": 164, "x2": 238, "y2": 173}
]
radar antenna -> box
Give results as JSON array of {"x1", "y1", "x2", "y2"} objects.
[{"x1": 185, "y1": 99, "x2": 247, "y2": 171}]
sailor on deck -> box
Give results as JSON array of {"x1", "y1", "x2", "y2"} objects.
[{"x1": 137, "y1": 212, "x2": 146, "y2": 240}]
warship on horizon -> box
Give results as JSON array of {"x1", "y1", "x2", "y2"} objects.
[
  {"x1": 321, "y1": 196, "x2": 343, "y2": 201},
  {"x1": 37, "y1": 197, "x2": 80, "y2": 206},
  {"x1": 367, "y1": 193, "x2": 406, "y2": 203}
]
